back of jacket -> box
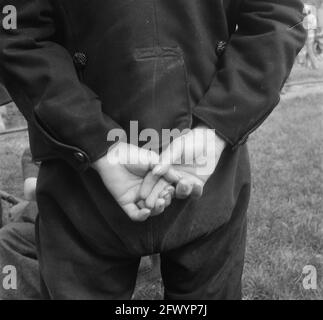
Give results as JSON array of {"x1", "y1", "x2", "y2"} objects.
[{"x1": 0, "y1": 0, "x2": 305, "y2": 171}]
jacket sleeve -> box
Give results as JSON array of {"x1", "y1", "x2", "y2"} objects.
[
  {"x1": 0, "y1": 0, "x2": 120, "y2": 171},
  {"x1": 193, "y1": 0, "x2": 306, "y2": 149}
]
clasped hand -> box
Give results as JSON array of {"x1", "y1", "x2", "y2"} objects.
[{"x1": 92, "y1": 127, "x2": 226, "y2": 222}]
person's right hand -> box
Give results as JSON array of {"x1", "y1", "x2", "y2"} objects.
[
  {"x1": 92, "y1": 142, "x2": 174, "y2": 221},
  {"x1": 150, "y1": 126, "x2": 226, "y2": 200}
]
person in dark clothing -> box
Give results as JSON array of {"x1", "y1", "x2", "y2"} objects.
[
  {"x1": 0, "y1": 1, "x2": 306, "y2": 299},
  {"x1": 0, "y1": 149, "x2": 40, "y2": 300}
]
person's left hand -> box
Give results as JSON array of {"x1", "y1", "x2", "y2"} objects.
[{"x1": 143, "y1": 126, "x2": 226, "y2": 201}]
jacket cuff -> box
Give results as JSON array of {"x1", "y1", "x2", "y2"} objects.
[
  {"x1": 32, "y1": 112, "x2": 116, "y2": 172},
  {"x1": 192, "y1": 107, "x2": 252, "y2": 151},
  {"x1": 193, "y1": 94, "x2": 280, "y2": 150}
]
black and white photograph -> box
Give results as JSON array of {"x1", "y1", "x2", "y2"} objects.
[{"x1": 0, "y1": 0, "x2": 322, "y2": 305}]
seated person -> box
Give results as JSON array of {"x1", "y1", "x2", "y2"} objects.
[{"x1": 0, "y1": 148, "x2": 40, "y2": 300}]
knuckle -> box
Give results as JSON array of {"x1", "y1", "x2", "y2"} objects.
[{"x1": 145, "y1": 200, "x2": 155, "y2": 210}]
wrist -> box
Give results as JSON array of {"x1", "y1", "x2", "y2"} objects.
[
  {"x1": 91, "y1": 154, "x2": 108, "y2": 173},
  {"x1": 193, "y1": 126, "x2": 227, "y2": 152},
  {"x1": 214, "y1": 131, "x2": 227, "y2": 152},
  {"x1": 91, "y1": 141, "x2": 125, "y2": 172}
]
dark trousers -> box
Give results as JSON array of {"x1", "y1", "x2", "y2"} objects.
[
  {"x1": 0, "y1": 203, "x2": 40, "y2": 300},
  {"x1": 36, "y1": 147, "x2": 251, "y2": 300}
]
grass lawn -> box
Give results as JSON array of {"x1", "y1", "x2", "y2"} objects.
[
  {"x1": 0, "y1": 85, "x2": 322, "y2": 299},
  {"x1": 289, "y1": 64, "x2": 323, "y2": 83},
  {"x1": 245, "y1": 93, "x2": 323, "y2": 300},
  {"x1": 288, "y1": 58, "x2": 323, "y2": 82}
]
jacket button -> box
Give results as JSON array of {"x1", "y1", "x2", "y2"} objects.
[
  {"x1": 74, "y1": 152, "x2": 86, "y2": 163},
  {"x1": 73, "y1": 52, "x2": 87, "y2": 69},
  {"x1": 216, "y1": 41, "x2": 227, "y2": 57}
]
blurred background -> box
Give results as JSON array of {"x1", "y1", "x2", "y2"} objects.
[{"x1": 0, "y1": 0, "x2": 322, "y2": 300}]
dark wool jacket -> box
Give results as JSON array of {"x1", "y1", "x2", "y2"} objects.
[{"x1": 0, "y1": 0, "x2": 305, "y2": 172}]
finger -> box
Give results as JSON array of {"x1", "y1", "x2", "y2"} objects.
[
  {"x1": 140, "y1": 171, "x2": 160, "y2": 200},
  {"x1": 176, "y1": 175, "x2": 204, "y2": 200},
  {"x1": 158, "y1": 185, "x2": 175, "y2": 199},
  {"x1": 137, "y1": 200, "x2": 146, "y2": 209},
  {"x1": 123, "y1": 204, "x2": 151, "y2": 222},
  {"x1": 164, "y1": 193, "x2": 172, "y2": 208},
  {"x1": 175, "y1": 179, "x2": 194, "y2": 199},
  {"x1": 158, "y1": 187, "x2": 174, "y2": 209},
  {"x1": 152, "y1": 137, "x2": 185, "y2": 176},
  {"x1": 137, "y1": 149, "x2": 160, "y2": 169},
  {"x1": 152, "y1": 198, "x2": 166, "y2": 216},
  {"x1": 191, "y1": 181, "x2": 204, "y2": 199},
  {"x1": 163, "y1": 167, "x2": 182, "y2": 184},
  {"x1": 145, "y1": 178, "x2": 170, "y2": 210},
  {"x1": 167, "y1": 185, "x2": 176, "y2": 198},
  {"x1": 158, "y1": 189, "x2": 169, "y2": 199}
]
